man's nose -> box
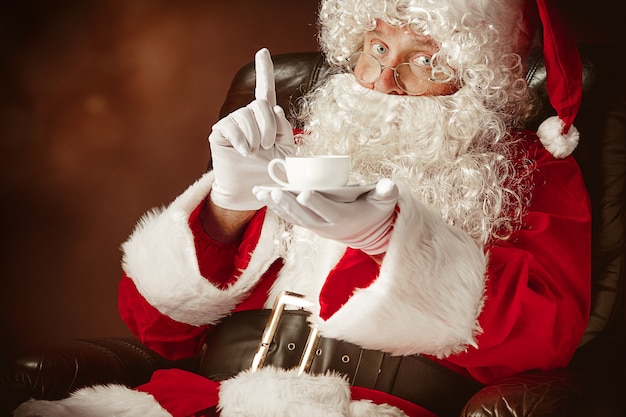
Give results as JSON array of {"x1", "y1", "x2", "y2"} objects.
[{"x1": 375, "y1": 66, "x2": 405, "y2": 95}]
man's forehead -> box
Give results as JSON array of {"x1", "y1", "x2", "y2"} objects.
[{"x1": 407, "y1": 31, "x2": 439, "y2": 49}]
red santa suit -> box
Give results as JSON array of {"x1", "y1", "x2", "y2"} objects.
[{"x1": 107, "y1": 132, "x2": 590, "y2": 417}]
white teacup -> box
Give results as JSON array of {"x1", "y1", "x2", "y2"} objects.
[{"x1": 267, "y1": 155, "x2": 351, "y2": 189}]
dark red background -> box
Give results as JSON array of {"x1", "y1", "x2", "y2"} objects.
[{"x1": 0, "y1": 0, "x2": 319, "y2": 347}]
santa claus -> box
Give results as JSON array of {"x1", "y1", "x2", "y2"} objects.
[{"x1": 15, "y1": 0, "x2": 590, "y2": 416}]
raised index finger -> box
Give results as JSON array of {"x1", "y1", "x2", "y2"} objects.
[{"x1": 254, "y1": 48, "x2": 277, "y2": 107}]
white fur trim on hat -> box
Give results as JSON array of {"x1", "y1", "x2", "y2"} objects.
[
  {"x1": 13, "y1": 384, "x2": 171, "y2": 417},
  {"x1": 121, "y1": 171, "x2": 282, "y2": 326},
  {"x1": 536, "y1": 115, "x2": 580, "y2": 159}
]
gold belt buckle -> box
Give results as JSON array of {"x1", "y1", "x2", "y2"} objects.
[{"x1": 250, "y1": 291, "x2": 321, "y2": 375}]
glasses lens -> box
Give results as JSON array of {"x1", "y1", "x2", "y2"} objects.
[
  {"x1": 349, "y1": 52, "x2": 381, "y2": 84},
  {"x1": 395, "y1": 63, "x2": 430, "y2": 95}
]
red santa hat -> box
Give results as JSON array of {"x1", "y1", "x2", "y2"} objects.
[
  {"x1": 532, "y1": 0, "x2": 582, "y2": 158},
  {"x1": 446, "y1": 0, "x2": 583, "y2": 158}
]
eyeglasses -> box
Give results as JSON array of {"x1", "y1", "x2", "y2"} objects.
[{"x1": 347, "y1": 51, "x2": 454, "y2": 96}]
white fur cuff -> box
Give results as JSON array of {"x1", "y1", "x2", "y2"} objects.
[
  {"x1": 313, "y1": 186, "x2": 486, "y2": 358},
  {"x1": 121, "y1": 171, "x2": 281, "y2": 326}
]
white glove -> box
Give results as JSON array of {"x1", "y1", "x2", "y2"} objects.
[
  {"x1": 253, "y1": 179, "x2": 399, "y2": 255},
  {"x1": 209, "y1": 48, "x2": 295, "y2": 210}
]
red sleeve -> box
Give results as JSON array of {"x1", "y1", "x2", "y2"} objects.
[
  {"x1": 191, "y1": 201, "x2": 268, "y2": 289},
  {"x1": 118, "y1": 201, "x2": 269, "y2": 360},
  {"x1": 118, "y1": 274, "x2": 207, "y2": 360},
  {"x1": 445, "y1": 142, "x2": 592, "y2": 383}
]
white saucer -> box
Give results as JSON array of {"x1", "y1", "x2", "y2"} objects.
[{"x1": 257, "y1": 183, "x2": 376, "y2": 202}]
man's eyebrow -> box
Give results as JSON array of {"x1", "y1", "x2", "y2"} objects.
[{"x1": 409, "y1": 33, "x2": 439, "y2": 50}]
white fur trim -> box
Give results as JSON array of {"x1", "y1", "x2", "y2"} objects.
[
  {"x1": 313, "y1": 184, "x2": 487, "y2": 358},
  {"x1": 218, "y1": 367, "x2": 351, "y2": 417},
  {"x1": 218, "y1": 367, "x2": 408, "y2": 417},
  {"x1": 536, "y1": 116, "x2": 580, "y2": 159},
  {"x1": 267, "y1": 226, "x2": 347, "y2": 312},
  {"x1": 13, "y1": 384, "x2": 171, "y2": 417},
  {"x1": 350, "y1": 400, "x2": 408, "y2": 417},
  {"x1": 121, "y1": 171, "x2": 281, "y2": 326}
]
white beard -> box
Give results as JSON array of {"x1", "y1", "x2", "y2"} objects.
[{"x1": 296, "y1": 74, "x2": 530, "y2": 244}]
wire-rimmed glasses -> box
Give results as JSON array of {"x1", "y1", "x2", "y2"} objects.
[{"x1": 347, "y1": 51, "x2": 454, "y2": 96}]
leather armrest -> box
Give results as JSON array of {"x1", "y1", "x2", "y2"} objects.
[
  {"x1": 461, "y1": 371, "x2": 581, "y2": 417},
  {"x1": 461, "y1": 334, "x2": 626, "y2": 417},
  {"x1": 0, "y1": 337, "x2": 200, "y2": 416}
]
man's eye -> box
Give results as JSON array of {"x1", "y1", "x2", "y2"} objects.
[
  {"x1": 372, "y1": 43, "x2": 387, "y2": 55},
  {"x1": 414, "y1": 55, "x2": 432, "y2": 67}
]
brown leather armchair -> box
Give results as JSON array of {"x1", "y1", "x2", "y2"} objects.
[{"x1": 2, "y1": 41, "x2": 624, "y2": 417}]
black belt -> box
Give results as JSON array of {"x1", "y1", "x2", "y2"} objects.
[{"x1": 199, "y1": 308, "x2": 482, "y2": 417}]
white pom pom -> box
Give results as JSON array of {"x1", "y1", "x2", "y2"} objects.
[{"x1": 536, "y1": 116, "x2": 580, "y2": 159}]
